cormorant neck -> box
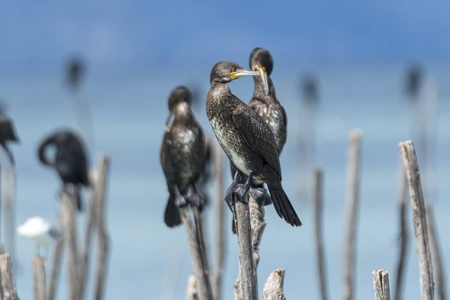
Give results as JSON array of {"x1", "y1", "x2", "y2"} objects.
[{"x1": 253, "y1": 76, "x2": 276, "y2": 101}]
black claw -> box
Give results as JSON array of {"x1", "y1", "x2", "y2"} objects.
[
  {"x1": 234, "y1": 183, "x2": 250, "y2": 203},
  {"x1": 249, "y1": 186, "x2": 272, "y2": 206}
]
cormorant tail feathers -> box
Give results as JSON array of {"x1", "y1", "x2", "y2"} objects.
[
  {"x1": 164, "y1": 197, "x2": 182, "y2": 228},
  {"x1": 268, "y1": 187, "x2": 302, "y2": 227}
]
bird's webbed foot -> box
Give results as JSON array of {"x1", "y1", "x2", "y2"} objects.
[
  {"x1": 224, "y1": 172, "x2": 243, "y2": 211},
  {"x1": 172, "y1": 185, "x2": 188, "y2": 208},
  {"x1": 187, "y1": 184, "x2": 206, "y2": 211},
  {"x1": 249, "y1": 186, "x2": 272, "y2": 206}
]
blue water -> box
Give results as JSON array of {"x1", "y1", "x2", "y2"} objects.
[{"x1": 0, "y1": 61, "x2": 449, "y2": 299}]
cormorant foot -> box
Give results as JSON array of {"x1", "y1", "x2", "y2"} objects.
[
  {"x1": 233, "y1": 183, "x2": 250, "y2": 203},
  {"x1": 174, "y1": 194, "x2": 188, "y2": 208},
  {"x1": 224, "y1": 182, "x2": 239, "y2": 211},
  {"x1": 187, "y1": 192, "x2": 206, "y2": 211},
  {"x1": 249, "y1": 186, "x2": 272, "y2": 206}
]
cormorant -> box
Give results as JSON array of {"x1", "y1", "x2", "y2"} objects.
[
  {"x1": 0, "y1": 115, "x2": 19, "y2": 165},
  {"x1": 38, "y1": 130, "x2": 89, "y2": 211},
  {"x1": 160, "y1": 86, "x2": 206, "y2": 228},
  {"x1": 231, "y1": 48, "x2": 288, "y2": 205},
  {"x1": 67, "y1": 57, "x2": 84, "y2": 92},
  {"x1": 206, "y1": 61, "x2": 301, "y2": 227}
]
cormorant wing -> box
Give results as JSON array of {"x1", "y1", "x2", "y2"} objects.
[{"x1": 231, "y1": 98, "x2": 282, "y2": 179}]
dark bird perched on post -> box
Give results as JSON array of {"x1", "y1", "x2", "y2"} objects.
[
  {"x1": 206, "y1": 61, "x2": 301, "y2": 227},
  {"x1": 405, "y1": 64, "x2": 423, "y2": 101},
  {"x1": 66, "y1": 57, "x2": 84, "y2": 92},
  {"x1": 302, "y1": 75, "x2": 319, "y2": 105},
  {"x1": 0, "y1": 115, "x2": 19, "y2": 165},
  {"x1": 160, "y1": 86, "x2": 206, "y2": 228},
  {"x1": 38, "y1": 130, "x2": 89, "y2": 211}
]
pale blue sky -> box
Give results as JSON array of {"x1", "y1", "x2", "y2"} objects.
[{"x1": 1, "y1": 0, "x2": 450, "y2": 71}]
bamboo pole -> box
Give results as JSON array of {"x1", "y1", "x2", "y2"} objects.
[
  {"x1": 179, "y1": 206, "x2": 212, "y2": 300},
  {"x1": 233, "y1": 193, "x2": 257, "y2": 300},
  {"x1": 33, "y1": 256, "x2": 46, "y2": 300},
  {"x1": 94, "y1": 155, "x2": 111, "y2": 300},
  {"x1": 394, "y1": 167, "x2": 409, "y2": 300},
  {"x1": 263, "y1": 269, "x2": 286, "y2": 300},
  {"x1": 314, "y1": 169, "x2": 329, "y2": 300},
  {"x1": 343, "y1": 130, "x2": 362, "y2": 300},
  {"x1": 212, "y1": 143, "x2": 226, "y2": 300},
  {"x1": 399, "y1": 140, "x2": 434, "y2": 300},
  {"x1": 61, "y1": 185, "x2": 80, "y2": 300},
  {"x1": 373, "y1": 269, "x2": 391, "y2": 300},
  {"x1": 425, "y1": 204, "x2": 447, "y2": 300},
  {"x1": 0, "y1": 253, "x2": 18, "y2": 300}
]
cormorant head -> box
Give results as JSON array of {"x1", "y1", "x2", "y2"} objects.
[
  {"x1": 249, "y1": 48, "x2": 273, "y2": 95},
  {"x1": 210, "y1": 61, "x2": 259, "y2": 85},
  {"x1": 166, "y1": 86, "x2": 192, "y2": 125}
]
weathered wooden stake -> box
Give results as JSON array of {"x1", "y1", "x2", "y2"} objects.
[
  {"x1": 48, "y1": 215, "x2": 64, "y2": 300},
  {"x1": 343, "y1": 130, "x2": 362, "y2": 300},
  {"x1": 94, "y1": 155, "x2": 111, "y2": 300},
  {"x1": 0, "y1": 253, "x2": 18, "y2": 300},
  {"x1": 399, "y1": 140, "x2": 434, "y2": 300},
  {"x1": 394, "y1": 166, "x2": 409, "y2": 300},
  {"x1": 33, "y1": 255, "x2": 46, "y2": 300},
  {"x1": 179, "y1": 206, "x2": 212, "y2": 300},
  {"x1": 61, "y1": 185, "x2": 80, "y2": 300},
  {"x1": 373, "y1": 269, "x2": 391, "y2": 300},
  {"x1": 314, "y1": 169, "x2": 329, "y2": 300},
  {"x1": 425, "y1": 203, "x2": 447, "y2": 300},
  {"x1": 186, "y1": 274, "x2": 199, "y2": 300},
  {"x1": 3, "y1": 169, "x2": 16, "y2": 265},
  {"x1": 263, "y1": 269, "x2": 286, "y2": 300},
  {"x1": 212, "y1": 143, "x2": 226, "y2": 300},
  {"x1": 233, "y1": 193, "x2": 257, "y2": 300}
]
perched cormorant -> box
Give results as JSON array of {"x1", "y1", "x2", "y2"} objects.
[
  {"x1": 230, "y1": 48, "x2": 287, "y2": 205},
  {"x1": 0, "y1": 115, "x2": 19, "y2": 165},
  {"x1": 405, "y1": 65, "x2": 423, "y2": 101},
  {"x1": 206, "y1": 61, "x2": 301, "y2": 227},
  {"x1": 38, "y1": 130, "x2": 89, "y2": 210},
  {"x1": 160, "y1": 86, "x2": 206, "y2": 228}
]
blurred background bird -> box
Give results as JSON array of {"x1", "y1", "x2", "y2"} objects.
[
  {"x1": 37, "y1": 130, "x2": 90, "y2": 211},
  {"x1": 0, "y1": 114, "x2": 19, "y2": 166},
  {"x1": 17, "y1": 216, "x2": 60, "y2": 257},
  {"x1": 160, "y1": 86, "x2": 206, "y2": 227}
]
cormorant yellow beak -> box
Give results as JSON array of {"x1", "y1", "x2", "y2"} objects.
[
  {"x1": 230, "y1": 69, "x2": 259, "y2": 79},
  {"x1": 258, "y1": 67, "x2": 270, "y2": 95}
]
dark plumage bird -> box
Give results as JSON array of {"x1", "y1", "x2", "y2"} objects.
[
  {"x1": 0, "y1": 115, "x2": 19, "y2": 165},
  {"x1": 206, "y1": 61, "x2": 301, "y2": 227},
  {"x1": 67, "y1": 57, "x2": 84, "y2": 92},
  {"x1": 248, "y1": 48, "x2": 287, "y2": 153},
  {"x1": 38, "y1": 130, "x2": 89, "y2": 210},
  {"x1": 405, "y1": 64, "x2": 423, "y2": 100},
  {"x1": 160, "y1": 86, "x2": 206, "y2": 228}
]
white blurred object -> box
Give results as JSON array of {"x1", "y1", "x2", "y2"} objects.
[{"x1": 17, "y1": 216, "x2": 60, "y2": 255}]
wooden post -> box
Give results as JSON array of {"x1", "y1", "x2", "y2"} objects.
[
  {"x1": 179, "y1": 207, "x2": 212, "y2": 300},
  {"x1": 186, "y1": 274, "x2": 199, "y2": 300},
  {"x1": 212, "y1": 143, "x2": 226, "y2": 300},
  {"x1": 234, "y1": 193, "x2": 257, "y2": 300},
  {"x1": 372, "y1": 269, "x2": 391, "y2": 300},
  {"x1": 61, "y1": 185, "x2": 80, "y2": 300},
  {"x1": 48, "y1": 215, "x2": 64, "y2": 300},
  {"x1": 33, "y1": 256, "x2": 46, "y2": 300},
  {"x1": 314, "y1": 169, "x2": 329, "y2": 300},
  {"x1": 0, "y1": 253, "x2": 18, "y2": 300},
  {"x1": 399, "y1": 140, "x2": 434, "y2": 300},
  {"x1": 94, "y1": 155, "x2": 111, "y2": 300},
  {"x1": 263, "y1": 269, "x2": 286, "y2": 300},
  {"x1": 79, "y1": 168, "x2": 98, "y2": 299},
  {"x1": 425, "y1": 204, "x2": 447, "y2": 300},
  {"x1": 343, "y1": 130, "x2": 362, "y2": 300},
  {"x1": 394, "y1": 166, "x2": 409, "y2": 300},
  {"x1": 3, "y1": 169, "x2": 15, "y2": 265}
]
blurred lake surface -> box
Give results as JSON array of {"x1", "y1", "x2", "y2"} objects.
[{"x1": 0, "y1": 61, "x2": 449, "y2": 299}]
